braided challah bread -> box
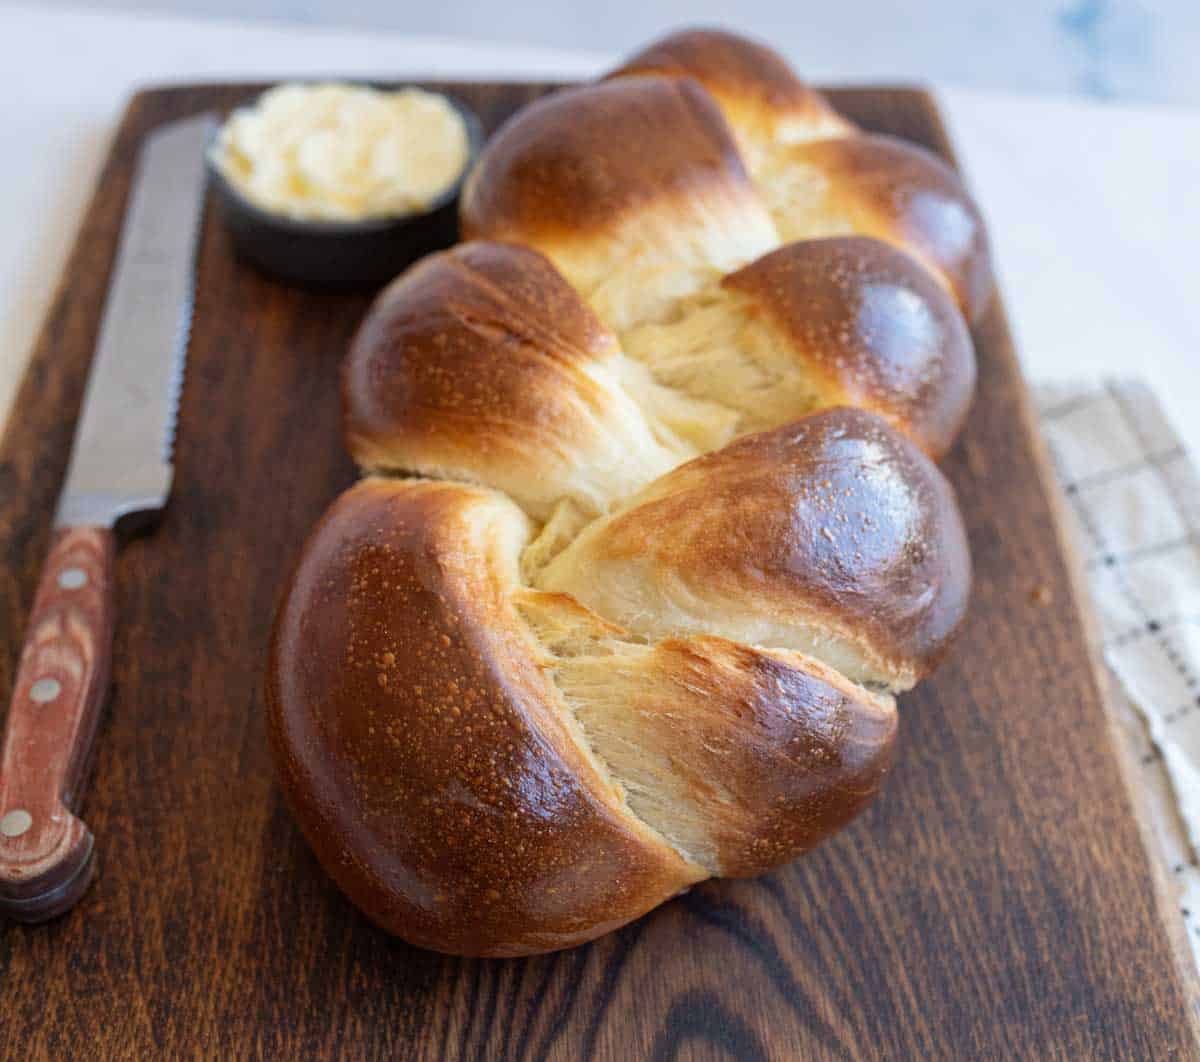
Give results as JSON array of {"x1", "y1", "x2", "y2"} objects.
[
  {"x1": 267, "y1": 27, "x2": 986, "y2": 957},
  {"x1": 610, "y1": 29, "x2": 993, "y2": 322}
]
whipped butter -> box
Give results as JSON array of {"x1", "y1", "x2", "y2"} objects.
[{"x1": 212, "y1": 83, "x2": 470, "y2": 222}]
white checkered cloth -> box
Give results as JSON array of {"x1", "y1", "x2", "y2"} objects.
[{"x1": 1037, "y1": 380, "x2": 1200, "y2": 967}]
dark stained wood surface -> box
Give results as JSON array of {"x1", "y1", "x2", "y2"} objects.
[{"x1": 0, "y1": 81, "x2": 1197, "y2": 1059}]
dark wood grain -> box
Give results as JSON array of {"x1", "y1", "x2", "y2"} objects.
[{"x1": 0, "y1": 81, "x2": 1196, "y2": 1059}]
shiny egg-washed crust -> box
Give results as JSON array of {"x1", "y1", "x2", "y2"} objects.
[
  {"x1": 266, "y1": 478, "x2": 703, "y2": 957},
  {"x1": 461, "y1": 74, "x2": 755, "y2": 242},
  {"x1": 611, "y1": 26, "x2": 855, "y2": 159},
  {"x1": 539, "y1": 408, "x2": 970, "y2": 691},
  {"x1": 342, "y1": 241, "x2": 682, "y2": 520},
  {"x1": 723, "y1": 236, "x2": 976, "y2": 456},
  {"x1": 763, "y1": 135, "x2": 994, "y2": 323},
  {"x1": 466, "y1": 29, "x2": 994, "y2": 324},
  {"x1": 519, "y1": 594, "x2": 898, "y2": 877},
  {"x1": 267, "y1": 476, "x2": 903, "y2": 953},
  {"x1": 614, "y1": 640, "x2": 896, "y2": 877},
  {"x1": 270, "y1": 27, "x2": 983, "y2": 957},
  {"x1": 343, "y1": 237, "x2": 974, "y2": 499},
  {"x1": 460, "y1": 75, "x2": 779, "y2": 331}
]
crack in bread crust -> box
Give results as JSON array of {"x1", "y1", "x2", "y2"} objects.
[{"x1": 514, "y1": 588, "x2": 897, "y2": 877}]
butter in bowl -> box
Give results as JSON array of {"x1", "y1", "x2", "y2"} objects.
[{"x1": 207, "y1": 82, "x2": 482, "y2": 291}]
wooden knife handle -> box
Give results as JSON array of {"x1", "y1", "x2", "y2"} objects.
[{"x1": 0, "y1": 526, "x2": 115, "y2": 922}]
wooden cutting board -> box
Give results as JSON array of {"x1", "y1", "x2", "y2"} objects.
[{"x1": 1, "y1": 81, "x2": 1197, "y2": 1059}]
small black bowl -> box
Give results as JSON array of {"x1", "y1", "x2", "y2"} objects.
[{"x1": 206, "y1": 89, "x2": 483, "y2": 293}]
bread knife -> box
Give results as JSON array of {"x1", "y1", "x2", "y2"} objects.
[{"x1": 0, "y1": 113, "x2": 216, "y2": 922}]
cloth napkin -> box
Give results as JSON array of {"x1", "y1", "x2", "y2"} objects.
[{"x1": 1036, "y1": 379, "x2": 1200, "y2": 966}]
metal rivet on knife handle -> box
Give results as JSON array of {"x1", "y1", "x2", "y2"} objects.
[{"x1": 0, "y1": 527, "x2": 113, "y2": 921}]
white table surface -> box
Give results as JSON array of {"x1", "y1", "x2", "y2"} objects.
[{"x1": 4, "y1": 3, "x2": 1199, "y2": 456}]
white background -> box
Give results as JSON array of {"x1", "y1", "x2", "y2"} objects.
[{"x1": 27, "y1": 0, "x2": 1200, "y2": 106}]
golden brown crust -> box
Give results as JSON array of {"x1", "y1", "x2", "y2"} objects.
[
  {"x1": 764, "y1": 134, "x2": 994, "y2": 322},
  {"x1": 459, "y1": 77, "x2": 779, "y2": 331},
  {"x1": 610, "y1": 26, "x2": 854, "y2": 156},
  {"x1": 607, "y1": 29, "x2": 992, "y2": 323},
  {"x1": 341, "y1": 241, "x2": 682, "y2": 519},
  {"x1": 461, "y1": 75, "x2": 754, "y2": 245},
  {"x1": 724, "y1": 236, "x2": 976, "y2": 456},
  {"x1": 266, "y1": 478, "x2": 701, "y2": 957},
  {"x1": 539, "y1": 627, "x2": 898, "y2": 876},
  {"x1": 625, "y1": 638, "x2": 896, "y2": 877},
  {"x1": 539, "y1": 408, "x2": 971, "y2": 690},
  {"x1": 271, "y1": 32, "x2": 984, "y2": 956},
  {"x1": 344, "y1": 242, "x2": 613, "y2": 452}
]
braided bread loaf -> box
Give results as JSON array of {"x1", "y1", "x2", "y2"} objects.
[{"x1": 267, "y1": 28, "x2": 987, "y2": 957}]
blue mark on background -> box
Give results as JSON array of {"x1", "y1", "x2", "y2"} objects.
[{"x1": 1058, "y1": 0, "x2": 1154, "y2": 100}]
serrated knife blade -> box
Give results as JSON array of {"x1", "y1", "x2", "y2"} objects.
[
  {"x1": 0, "y1": 112, "x2": 215, "y2": 923},
  {"x1": 56, "y1": 112, "x2": 216, "y2": 528}
]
